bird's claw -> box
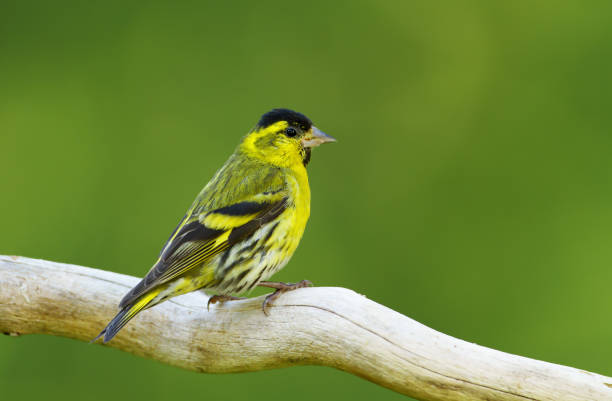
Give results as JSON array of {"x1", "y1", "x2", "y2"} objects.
[
  {"x1": 260, "y1": 280, "x2": 313, "y2": 316},
  {"x1": 207, "y1": 295, "x2": 244, "y2": 311}
]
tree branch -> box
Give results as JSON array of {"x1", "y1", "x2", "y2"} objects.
[{"x1": 1, "y1": 255, "x2": 611, "y2": 400}]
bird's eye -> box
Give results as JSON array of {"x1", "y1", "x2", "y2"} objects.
[{"x1": 285, "y1": 127, "x2": 297, "y2": 137}]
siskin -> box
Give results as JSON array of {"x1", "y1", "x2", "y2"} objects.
[{"x1": 94, "y1": 108, "x2": 335, "y2": 343}]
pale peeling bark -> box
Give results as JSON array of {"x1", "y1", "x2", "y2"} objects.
[{"x1": 0, "y1": 255, "x2": 611, "y2": 400}]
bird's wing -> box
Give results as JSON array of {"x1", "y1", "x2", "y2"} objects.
[{"x1": 119, "y1": 168, "x2": 288, "y2": 308}]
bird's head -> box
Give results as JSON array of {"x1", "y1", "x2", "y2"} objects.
[{"x1": 240, "y1": 108, "x2": 336, "y2": 168}]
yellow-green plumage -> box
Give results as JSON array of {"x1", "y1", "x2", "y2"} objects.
[{"x1": 94, "y1": 109, "x2": 335, "y2": 343}]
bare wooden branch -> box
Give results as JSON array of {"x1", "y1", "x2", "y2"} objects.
[{"x1": 1, "y1": 255, "x2": 611, "y2": 400}]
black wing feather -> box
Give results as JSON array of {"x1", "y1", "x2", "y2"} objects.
[
  {"x1": 119, "y1": 198, "x2": 288, "y2": 309},
  {"x1": 228, "y1": 198, "x2": 287, "y2": 244}
]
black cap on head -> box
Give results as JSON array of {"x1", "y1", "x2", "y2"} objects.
[{"x1": 257, "y1": 108, "x2": 312, "y2": 130}]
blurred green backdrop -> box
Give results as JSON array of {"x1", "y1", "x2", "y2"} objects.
[{"x1": 2, "y1": 1, "x2": 612, "y2": 400}]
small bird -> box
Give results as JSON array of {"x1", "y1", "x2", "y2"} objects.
[{"x1": 93, "y1": 108, "x2": 335, "y2": 343}]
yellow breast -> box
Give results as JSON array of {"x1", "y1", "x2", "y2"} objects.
[
  {"x1": 285, "y1": 162, "x2": 311, "y2": 248},
  {"x1": 206, "y1": 163, "x2": 312, "y2": 294}
]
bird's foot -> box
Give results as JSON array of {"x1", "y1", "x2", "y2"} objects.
[
  {"x1": 207, "y1": 294, "x2": 245, "y2": 311},
  {"x1": 258, "y1": 280, "x2": 313, "y2": 316}
]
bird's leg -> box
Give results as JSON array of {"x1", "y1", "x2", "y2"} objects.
[
  {"x1": 207, "y1": 294, "x2": 245, "y2": 311},
  {"x1": 258, "y1": 280, "x2": 313, "y2": 316}
]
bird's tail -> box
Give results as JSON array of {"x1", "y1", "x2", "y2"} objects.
[{"x1": 91, "y1": 288, "x2": 162, "y2": 343}]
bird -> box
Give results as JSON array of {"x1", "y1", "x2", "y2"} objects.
[{"x1": 93, "y1": 108, "x2": 336, "y2": 343}]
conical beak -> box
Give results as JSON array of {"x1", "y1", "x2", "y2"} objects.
[{"x1": 301, "y1": 126, "x2": 337, "y2": 148}]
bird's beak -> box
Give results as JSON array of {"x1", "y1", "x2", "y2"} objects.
[{"x1": 301, "y1": 126, "x2": 337, "y2": 148}]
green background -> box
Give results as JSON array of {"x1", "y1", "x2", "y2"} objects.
[{"x1": 2, "y1": 1, "x2": 612, "y2": 400}]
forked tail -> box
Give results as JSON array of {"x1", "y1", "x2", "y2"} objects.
[{"x1": 91, "y1": 288, "x2": 161, "y2": 343}]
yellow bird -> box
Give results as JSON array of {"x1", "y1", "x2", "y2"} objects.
[{"x1": 94, "y1": 108, "x2": 335, "y2": 343}]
